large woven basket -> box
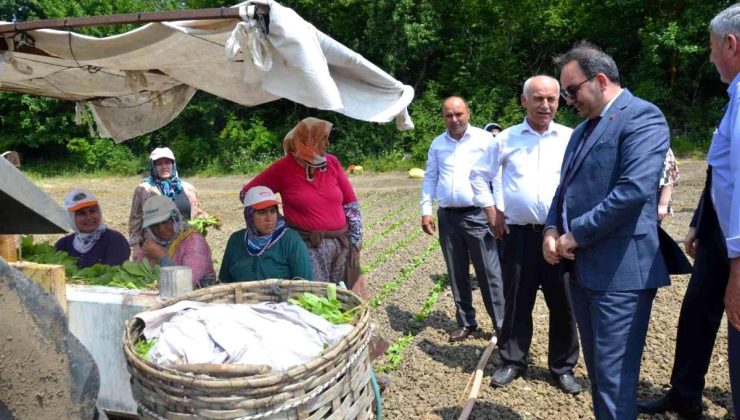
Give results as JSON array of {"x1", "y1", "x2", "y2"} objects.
[{"x1": 123, "y1": 280, "x2": 374, "y2": 419}]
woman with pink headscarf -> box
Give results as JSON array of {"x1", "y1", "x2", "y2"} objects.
[{"x1": 239, "y1": 118, "x2": 364, "y2": 294}]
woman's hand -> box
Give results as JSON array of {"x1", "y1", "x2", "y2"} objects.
[
  {"x1": 349, "y1": 245, "x2": 360, "y2": 268},
  {"x1": 141, "y1": 239, "x2": 166, "y2": 261}
]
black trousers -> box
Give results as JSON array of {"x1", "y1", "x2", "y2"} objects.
[
  {"x1": 668, "y1": 234, "x2": 729, "y2": 404},
  {"x1": 498, "y1": 225, "x2": 579, "y2": 375},
  {"x1": 437, "y1": 207, "x2": 505, "y2": 332}
]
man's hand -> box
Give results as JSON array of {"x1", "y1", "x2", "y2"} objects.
[
  {"x1": 483, "y1": 206, "x2": 509, "y2": 239},
  {"x1": 543, "y1": 228, "x2": 561, "y2": 265},
  {"x1": 684, "y1": 227, "x2": 698, "y2": 259},
  {"x1": 421, "y1": 215, "x2": 436, "y2": 236},
  {"x1": 726, "y1": 259, "x2": 740, "y2": 331},
  {"x1": 658, "y1": 205, "x2": 669, "y2": 221},
  {"x1": 556, "y1": 232, "x2": 579, "y2": 260}
]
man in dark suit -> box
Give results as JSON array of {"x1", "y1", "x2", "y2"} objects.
[{"x1": 542, "y1": 42, "x2": 670, "y2": 419}]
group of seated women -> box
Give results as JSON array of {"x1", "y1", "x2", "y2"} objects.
[{"x1": 54, "y1": 118, "x2": 367, "y2": 295}]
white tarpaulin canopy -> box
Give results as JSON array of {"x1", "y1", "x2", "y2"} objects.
[{"x1": 0, "y1": 0, "x2": 414, "y2": 142}]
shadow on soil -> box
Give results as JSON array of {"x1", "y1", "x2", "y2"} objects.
[{"x1": 430, "y1": 401, "x2": 524, "y2": 419}]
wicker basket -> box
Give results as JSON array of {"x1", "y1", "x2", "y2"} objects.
[
  {"x1": 123, "y1": 280, "x2": 374, "y2": 419},
  {"x1": 0, "y1": 235, "x2": 17, "y2": 262}
]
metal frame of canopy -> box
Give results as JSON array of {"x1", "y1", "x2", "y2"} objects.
[
  {"x1": 0, "y1": 6, "x2": 270, "y2": 61},
  {"x1": 0, "y1": 2, "x2": 415, "y2": 142}
]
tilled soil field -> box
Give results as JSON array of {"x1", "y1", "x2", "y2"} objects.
[{"x1": 35, "y1": 159, "x2": 734, "y2": 419}]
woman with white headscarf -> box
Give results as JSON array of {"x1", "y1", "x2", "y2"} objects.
[
  {"x1": 55, "y1": 189, "x2": 130, "y2": 268},
  {"x1": 128, "y1": 147, "x2": 207, "y2": 254}
]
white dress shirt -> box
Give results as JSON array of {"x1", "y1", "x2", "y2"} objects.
[
  {"x1": 471, "y1": 119, "x2": 572, "y2": 225},
  {"x1": 420, "y1": 126, "x2": 499, "y2": 216}
]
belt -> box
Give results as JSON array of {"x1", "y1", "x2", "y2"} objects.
[
  {"x1": 440, "y1": 206, "x2": 477, "y2": 213},
  {"x1": 510, "y1": 223, "x2": 545, "y2": 232}
]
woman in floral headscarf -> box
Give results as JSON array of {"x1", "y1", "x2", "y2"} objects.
[
  {"x1": 239, "y1": 118, "x2": 365, "y2": 295},
  {"x1": 55, "y1": 188, "x2": 130, "y2": 268},
  {"x1": 128, "y1": 147, "x2": 207, "y2": 255}
]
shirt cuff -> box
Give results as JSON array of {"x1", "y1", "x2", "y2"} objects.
[
  {"x1": 421, "y1": 203, "x2": 433, "y2": 216},
  {"x1": 727, "y1": 235, "x2": 740, "y2": 259}
]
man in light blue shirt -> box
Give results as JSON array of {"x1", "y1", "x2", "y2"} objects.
[{"x1": 706, "y1": 4, "x2": 740, "y2": 414}]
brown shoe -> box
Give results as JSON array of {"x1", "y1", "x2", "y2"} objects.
[{"x1": 449, "y1": 326, "x2": 476, "y2": 342}]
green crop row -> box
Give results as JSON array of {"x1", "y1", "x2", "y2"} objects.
[
  {"x1": 375, "y1": 332, "x2": 415, "y2": 373},
  {"x1": 364, "y1": 212, "x2": 418, "y2": 249},
  {"x1": 361, "y1": 227, "x2": 423, "y2": 275},
  {"x1": 368, "y1": 238, "x2": 440, "y2": 308},
  {"x1": 365, "y1": 196, "x2": 417, "y2": 230},
  {"x1": 414, "y1": 274, "x2": 449, "y2": 322}
]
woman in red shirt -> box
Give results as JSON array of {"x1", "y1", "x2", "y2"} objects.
[{"x1": 240, "y1": 118, "x2": 363, "y2": 292}]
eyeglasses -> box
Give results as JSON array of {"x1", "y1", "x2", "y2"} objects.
[{"x1": 560, "y1": 76, "x2": 594, "y2": 101}]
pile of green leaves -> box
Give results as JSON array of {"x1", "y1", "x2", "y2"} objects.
[
  {"x1": 20, "y1": 235, "x2": 158, "y2": 289},
  {"x1": 189, "y1": 215, "x2": 221, "y2": 236},
  {"x1": 134, "y1": 337, "x2": 158, "y2": 361},
  {"x1": 289, "y1": 284, "x2": 359, "y2": 325},
  {"x1": 20, "y1": 235, "x2": 79, "y2": 276},
  {"x1": 72, "y1": 261, "x2": 159, "y2": 289}
]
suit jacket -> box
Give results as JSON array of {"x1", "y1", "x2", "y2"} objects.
[{"x1": 546, "y1": 89, "x2": 670, "y2": 291}]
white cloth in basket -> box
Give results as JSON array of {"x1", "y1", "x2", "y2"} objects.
[{"x1": 140, "y1": 301, "x2": 353, "y2": 372}]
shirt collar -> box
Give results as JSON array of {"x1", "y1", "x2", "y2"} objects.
[
  {"x1": 599, "y1": 88, "x2": 624, "y2": 117},
  {"x1": 520, "y1": 118, "x2": 559, "y2": 136},
  {"x1": 728, "y1": 72, "x2": 740, "y2": 97},
  {"x1": 445, "y1": 125, "x2": 472, "y2": 142}
]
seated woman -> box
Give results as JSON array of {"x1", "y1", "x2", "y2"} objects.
[
  {"x1": 220, "y1": 186, "x2": 313, "y2": 282},
  {"x1": 55, "y1": 189, "x2": 130, "y2": 268},
  {"x1": 129, "y1": 147, "x2": 207, "y2": 255},
  {"x1": 136, "y1": 195, "x2": 217, "y2": 288}
]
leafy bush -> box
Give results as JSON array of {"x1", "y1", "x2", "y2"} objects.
[{"x1": 66, "y1": 137, "x2": 142, "y2": 175}]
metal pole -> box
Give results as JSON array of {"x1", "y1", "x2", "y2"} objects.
[{"x1": 0, "y1": 6, "x2": 267, "y2": 34}]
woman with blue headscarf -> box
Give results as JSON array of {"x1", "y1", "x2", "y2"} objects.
[
  {"x1": 220, "y1": 186, "x2": 313, "y2": 282},
  {"x1": 128, "y1": 147, "x2": 207, "y2": 255}
]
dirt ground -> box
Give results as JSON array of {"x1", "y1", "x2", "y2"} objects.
[{"x1": 34, "y1": 158, "x2": 735, "y2": 419}]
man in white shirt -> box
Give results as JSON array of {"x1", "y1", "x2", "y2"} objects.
[
  {"x1": 470, "y1": 75, "x2": 580, "y2": 394},
  {"x1": 420, "y1": 96, "x2": 506, "y2": 342}
]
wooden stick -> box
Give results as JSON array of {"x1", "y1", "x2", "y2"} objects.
[{"x1": 458, "y1": 335, "x2": 497, "y2": 420}]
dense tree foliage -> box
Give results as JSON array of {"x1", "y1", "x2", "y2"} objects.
[{"x1": 0, "y1": 0, "x2": 732, "y2": 174}]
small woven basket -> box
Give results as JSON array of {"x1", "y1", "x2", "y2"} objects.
[
  {"x1": 123, "y1": 280, "x2": 373, "y2": 419},
  {"x1": 0, "y1": 235, "x2": 17, "y2": 262}
]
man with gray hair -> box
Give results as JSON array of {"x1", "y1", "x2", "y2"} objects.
[
  {"x1": 641, "y1": 5, "x2": 740, "y2": 417},
  {"x1": 471, "y1": 75, "x2": 580, "y2": 394}
]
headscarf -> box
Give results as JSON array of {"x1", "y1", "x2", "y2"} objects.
[
  {"x1": 283, "y1": 117, "x2": 333, "y2": 179},
  {"x1": 63, "y1": 189, "x2": 108, "y2": 254},
  {"x1": 244, "y1": 206, "x2": 288, "y2": 256},
  {"x1": 145, "y1": 204, "x2": 200, "y2": 260},
  {"x1": 144, "y1": 153, "x2": 184, "y2": 199}
]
